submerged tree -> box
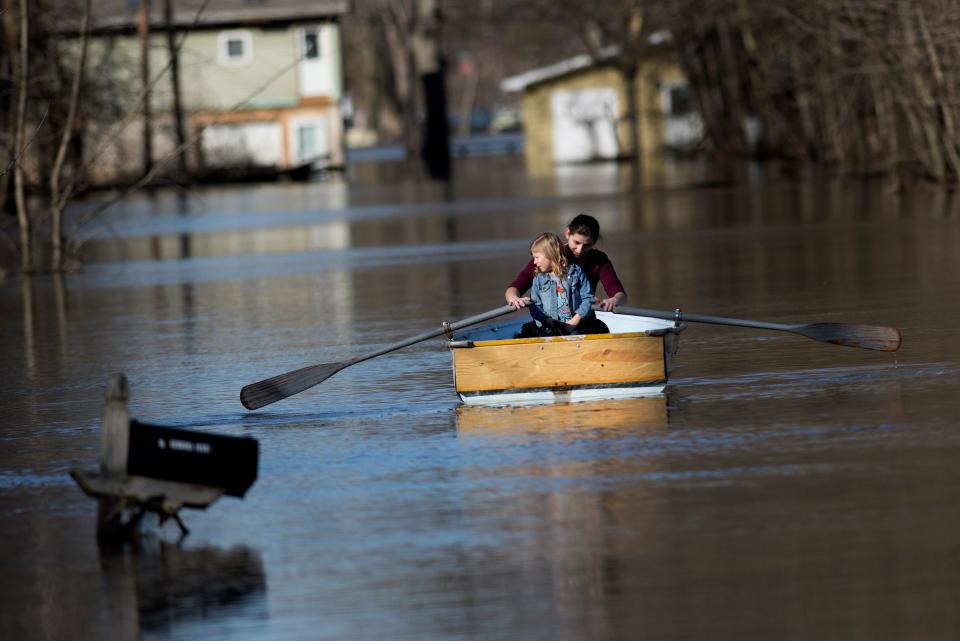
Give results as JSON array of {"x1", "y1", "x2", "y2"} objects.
[
  {"x1": 0, "y1": 0, "x2": 212, "y2": 275},
  {"x1": 0, "y1": 0, "x2": 101, "y2": 273},
  {"x1": 668, "y1": 0, "x2": 960, "y2": 184}
]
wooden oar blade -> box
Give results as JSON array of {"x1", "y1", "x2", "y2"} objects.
[
  {"x1": 240, "y1": 361, "x2": 345, "y2": 410},
  {"x1": 797, "y1": 323, "x2": 902, "y2": 352}
]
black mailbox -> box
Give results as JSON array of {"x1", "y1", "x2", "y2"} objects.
[{"x1": 126, "y1": 420, "x2": 259, "y2": 498}]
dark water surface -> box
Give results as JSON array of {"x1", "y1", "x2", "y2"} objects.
[{"x1": 2, "y1": 157, "x2": 960, "y2": 640}]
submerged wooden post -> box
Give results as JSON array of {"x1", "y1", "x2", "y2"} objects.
[
  {"x1": 96, "y1": 374, "x2": 137, "y2": 542},
  {"x1": 101, "y1": 373, "x2": 130, "y2": 474}
]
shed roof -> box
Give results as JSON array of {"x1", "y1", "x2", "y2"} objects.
[
  {"x1": 65, "y1": 0, "x2": 350, "y2": 34},
  {"x1": 500, "y1": 31, "x2": 673, "y2": 93},
  {"x1": 500, "y1": 46, "x2": 620, "y2": 93}
]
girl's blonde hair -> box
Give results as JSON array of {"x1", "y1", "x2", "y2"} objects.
[{"x1": 530, "y1": 232, "x2": 569, "y2": 278}]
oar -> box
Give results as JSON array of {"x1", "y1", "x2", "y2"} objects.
[
  {"x1": 241, "y1": 305, "x2": 517, "y2": 410},
  {"x1": 605, "y1": 306, "x2": 901, "y2": 352}
]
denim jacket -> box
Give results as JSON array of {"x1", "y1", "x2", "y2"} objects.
[{"x1": 529, "y1": 264, "x2": 595, "y2": 326}]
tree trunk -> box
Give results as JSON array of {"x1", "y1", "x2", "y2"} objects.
[
  {"x1": 0, "y1": 2, "x2": 13, "y2": 218},
  {"x1": 382, "y1": 1, "x2": 420, "y2": 160},
  {"x1": 414, "y1": 0, "x2": 450, "y2": 181},
  {"x1": 715, "y1": 14, "x2": 748, "y2": 154},
  {"x1": 13, "y1": 0, "x2": 31, "y2": 273},
  {"x1": 138, "y1": 0, "x2": 153, "y2": 177},
  {"x1": 621, "y1": 63, "x2": 642, "y2": 188},
  {"x1": 164, "y1": 0, "x2": 189, "y2": 181},
  {"x1": 49, "y1": 0, "x2": 92, "y2": 272},
  {"x1": 915, "y1": 3, "x2": 960, "y2": 183}
]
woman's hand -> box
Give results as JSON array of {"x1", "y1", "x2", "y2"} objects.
[
  {"x1": 596, "y1": 298, "x2": 617, "y2": 311},
  {"x1": 506, "y1": 291, "x2": 531, "y2": 309},
  {"x1": 596, "y1": 293, "x2": 625, "y2": 311}
]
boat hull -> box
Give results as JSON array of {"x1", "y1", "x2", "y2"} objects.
[{"x1": 449, "y1": 312, "x2": 683, "y2": 406}]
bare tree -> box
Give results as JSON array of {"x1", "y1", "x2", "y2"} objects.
[
  {"x1": 48, "y1": 0, "x2": 91, "y2": 271},
  {"x1": 342, "y1": 0, "x2": 451, "y2": 179},
  {"x1": 163, "y1": 0, "x2": 188, "y2": 181},
  {"x1": 11, "y1": 0, "x2": 31, "y2": 273},
  {"x1": 665, "y1": 0, "x2": 960, "y2": 185},
  {"x1": 0, "y1": 0, "x2": 213, "y2": 274},
  {"x1": 534, "y1": 1, "x2": 664, "y2": 168},
  {"x1": 138, "y1": 0, "x2": 153, "y2": 177}
]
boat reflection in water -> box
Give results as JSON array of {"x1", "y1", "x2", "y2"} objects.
[
  {"x1": 451, "y1": 393, "x2": 677, "y2": 634},
  {"x1": 454, "y1": 393, "x2": 671, "y2": 437},
  {"x1": 98, "y1": 542, "x2": 267, "y2": 638}
]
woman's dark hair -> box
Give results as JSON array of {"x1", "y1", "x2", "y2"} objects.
[{"x1": 566, "y1": 214, "x2": 601, "y2": 242}]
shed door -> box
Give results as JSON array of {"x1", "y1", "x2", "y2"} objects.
[{"x1": 550, "y1": 88, "x2": 620, "y2": 163}]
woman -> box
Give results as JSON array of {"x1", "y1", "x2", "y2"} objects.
[{"x1": 504, "y1": 214, "x2": 626, "y2": 311}]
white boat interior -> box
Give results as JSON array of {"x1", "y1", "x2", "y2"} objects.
[{"x1": 454, "y1": 310, "x2": 679, "y2": 342}]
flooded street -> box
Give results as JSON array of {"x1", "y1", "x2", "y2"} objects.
[{"x1": 2, "y1": 155, "x2": 960, "y2": 640}]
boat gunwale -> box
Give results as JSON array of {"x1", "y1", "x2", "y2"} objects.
[
  {"x1": 449, "y1": 324, "x2": 685, "y2": 349},
  {"x1": 457, "y1": 379, "x2": 668, "y2": 399}
]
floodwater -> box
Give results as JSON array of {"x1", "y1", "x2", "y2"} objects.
[{"x1": 2, "y1": 155, "x2": 960, "y2": 640}]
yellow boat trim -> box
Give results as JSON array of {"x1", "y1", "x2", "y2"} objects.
[{"x1": 470, "y1": 331, "x2": 653, "y2": 348}]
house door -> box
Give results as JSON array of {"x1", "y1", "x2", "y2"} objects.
[{"x1": 298, "y1": 26, "x2": 325, "y2": 97}]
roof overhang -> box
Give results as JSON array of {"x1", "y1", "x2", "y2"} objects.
[
  {"x1": 57, "y1": 1, "x2": 351, "y2": 36},
  {"x1": 501, "y1": 31, "x2": 674, "y2": 93}
]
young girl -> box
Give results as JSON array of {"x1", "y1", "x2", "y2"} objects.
[
  {"x1": 526, "y1": 232, "x2": 599, "y2": 336},
  {"x1": 505, "y1": 214, "x2": 626, "y2": 312}
]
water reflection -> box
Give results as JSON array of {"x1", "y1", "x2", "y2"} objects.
[
  {"x1": 455, "y1": 395, "x2": 670, "y2": 437},
  {"x1": 5, "y1": 153, "x2": 960, "y2": 641},
  {"x1": 98, "y1": 542, "x2": 267, "y2": 639},
  {"x1": 447, "y1": 396, "x2": 676, "y2": 640},
  {"x1": 13, "y1": 275, "x2": 68, "y2": 388}
]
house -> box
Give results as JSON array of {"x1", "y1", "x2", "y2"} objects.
[
  {"x1": 77, "y1": 0, "x2": 350, "y2": 183},
  {"x1": 501, "y1": 43, "x2": 702, "y2": 175}
]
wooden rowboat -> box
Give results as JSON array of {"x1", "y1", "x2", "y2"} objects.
[{"x1": 448, "y1": 311, "x2": 685, "y2": 406}]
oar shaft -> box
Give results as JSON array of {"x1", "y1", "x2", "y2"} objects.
[
  {"x1": 241, "y1": 305, "x2": 518, "y2": 410},
  {"x1": 612, "y1": 306, "x2": 795, "y2": 333},
  {"x1": 608, "y1": 305, "x2": 900, "y2": 351},
  {"x1": 341, "y1": 305, "x2": 518, "y2": 369}
]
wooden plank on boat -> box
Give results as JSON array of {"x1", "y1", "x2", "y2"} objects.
[{"x1": 452, "y1": 333, "x2": 666, "y2": 394}]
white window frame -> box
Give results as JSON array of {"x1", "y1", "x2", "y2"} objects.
[{"x1": 218, "y1": 30, "x2": 253, "y2": 67}]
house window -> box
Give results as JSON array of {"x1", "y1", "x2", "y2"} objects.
[
  {"x1": 301, "y1": 28, "x2": 321, "y2": 60},
  {"x1": 218, "y1": 30, "x2": 253, "y2": 66},
  {"x1": 668, "y1": 84, "x2": 693, "y2": 116}
]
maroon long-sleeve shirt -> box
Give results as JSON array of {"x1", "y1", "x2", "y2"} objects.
[{"x1": 508, "y1": 249, "x2": 626, "y2": 298}]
